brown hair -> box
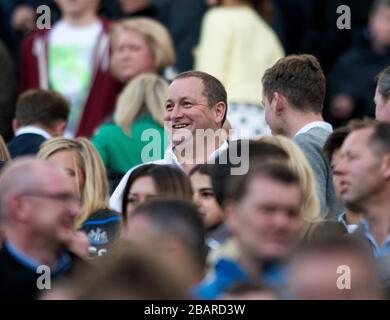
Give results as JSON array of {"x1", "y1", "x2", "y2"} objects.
[
  {"x1": 15, "y1": 89, "x2": 69, "y2": 128},
  {"x1": 232, "y1": 162, "x2": 301, "y2": 202},
  {"x1": 262, "y1": 54, "x2": 326, "y2": 114},
  {"x1": 64, "y1": 241, "x2": 189, "y2": 300},
  {"x1": 121, "y1": 164, "x2": 193, "y2": 219}
]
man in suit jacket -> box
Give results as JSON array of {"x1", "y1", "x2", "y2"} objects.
[
  {"x1": 7, "y1": 89, "x2": 69, "y2": 158},
  {"x1": 261, "y1": 54, "x2": 343, "y2": 219}
]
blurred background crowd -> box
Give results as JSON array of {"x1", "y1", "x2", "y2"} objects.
[{"x1": 0, "y1": 0, "x2": 390, "y2": 300}]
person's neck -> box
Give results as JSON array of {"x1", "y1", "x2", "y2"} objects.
[
  {"x1": 237, "y1": 246, "x2": 263, "y2": 279},
  {"x1": 6, "y1": 230, "x2": 61, "y2": 267},
  {"x1": 283, "y1": 112, "x2": 324, "y2": 138},
  {"x1": 32, "y1": 123, "x2": 53, "y2": 136},
  {"x1": 174, "y1": 136, "x2": 224, "y2": 174},
  {"x1": 63, "y1": 12, "x2": 99, "y2": 27},
  {"x1": 223, "y1": 0, "x2": 249, "y2": 7},
  {"x1": 371, "y1": 40, "x2": 388, "y2": 55},
  {"x1": 345, "y1": 208, "x2": 361, "y2": 225},
  {"x1": 362, "y1": 193, "x2": 390, "y2": 246}
]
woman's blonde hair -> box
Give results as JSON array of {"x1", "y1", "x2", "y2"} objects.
[
  {"x1": 114, "y1": 73, "x2": 168, "y2": 134},
  {"x1": 110, "y1": 17, "x2": 175, "y2": 80},
  {"x1": 37, "y1": 138, "x2": 110, "y2": 229},
  {"x1": 0, "y1": 135, "x2": 10, "y2": 161},
  {"x1": 258, "y1": 135, "x2": 322, "y2": 227}
]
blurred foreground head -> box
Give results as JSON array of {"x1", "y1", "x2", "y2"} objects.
[
  {"x1": 45, "y1": 241, "x2": 189, "y2": 300},
  {"x1": 287, "y1": 237, "x2": 383, "y2": 300},
  {"x1": 124, "y1": 199, "x2": 207, "y2": 286}
]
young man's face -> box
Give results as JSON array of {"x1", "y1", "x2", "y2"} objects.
[
  {"x1": 375, "y1": 85, "x2": 390, "y2": 123},
  {"x1": 55, "y1": 0, "x2": 100, "y2": 16},
  {"x1": 229, "y1": 175, "x2": 303, "y2": 261},
  {"x1": 164, "y1": 77, "x2": 224, "y2": 147}
]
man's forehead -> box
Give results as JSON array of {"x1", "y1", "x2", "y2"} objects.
[
  {"x1": 167, "y1": 77, "x2": 205, "y2": 99},
  {"x1": 247, "y1": 175, "x2": 301, "y2": 198},
  {"x1": 341, "y1": 127, "x2": 373, "y2": 151}
]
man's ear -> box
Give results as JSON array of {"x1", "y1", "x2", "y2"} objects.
[
  {"x1": 8, "y1": 194, "x2": 30, "y2": 223},
  {"x1": 272, "y1": 92, "x2": 284, "y2": 115},
  {"x1": 51, "y1": 120, "x2": 67, "y2": 137},
  {"x1": 224, "y1": 200, "x2": 238, "y2": 234},
  {"x1": 214, "y1": 101, "x2": 227, "y2": 127},
  {"x1": 382, "y1": 154, "x2": 390, "y2": 180},
  {"x1": 12, "y1": 118, "x2": 18, "y2": 134}
]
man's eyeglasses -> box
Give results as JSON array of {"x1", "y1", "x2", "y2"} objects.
[{"x1": 21, "y1": 191, "x2": 81, "y2": 205}]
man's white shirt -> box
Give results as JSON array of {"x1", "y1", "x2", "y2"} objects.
[
  {"x1": 109, "y1": 141, "x2": 229, "y2": 212},
  {"x1": 294, "y1": 121, "x2": 333, "y2": 137},
  {"x1": 15, "y1": 125, "x2": 52, "y2": 139}
]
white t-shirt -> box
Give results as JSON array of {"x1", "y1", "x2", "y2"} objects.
[{"x1": 49, "y1": 20, "x2": 102, "y2": 137}]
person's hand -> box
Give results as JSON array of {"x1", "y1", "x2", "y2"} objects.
[
  {"x1": 11, "y1": 5, "x2": 36, "y2": 33},
  {"x1": 119, "y1": 0, "x2": 150, "y2": 13},
  {"x1": 66, "y1": 231, "x2": 90, "y2": 259},
  {"x1": 330, "y1": 94, "x2": 355, "y2": 119}
]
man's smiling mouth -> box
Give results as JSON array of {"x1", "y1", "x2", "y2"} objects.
[{"x1": 172, "y1": 124, "x2": 189, "y2": 129}]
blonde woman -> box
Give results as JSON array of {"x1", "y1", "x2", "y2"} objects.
[
  {"x1": 0, "y1": 135, "x2": 10, "y2": 161},
  {"x1": 92, "y1": 73, "x2": 169, "y2": 175},
  {"x1": 37, "y1": 138, "x2": 121, "y2": 256},
  {"x1": 195, "y1": 0, "x2": 284, "y2": 139},
  {"x1": 110, "y1": 17, "x2": 175, "y2": 84}
]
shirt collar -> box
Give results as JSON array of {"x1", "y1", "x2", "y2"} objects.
[
  {"x1": 361, "y1": 219, "x2": 390, "y2": 258},
  {"x1": 338, "y1": 212, "x2": 360, "y2": 234},
  {"x1": 15, "y1": 126, "x2": 52, "y2": 140},
  {"x1": 164, "y1": 140, "x2": 229, "y2": 170},
  {"x1": 294, "y1": 121, "x2": 333, "y2": 137},
  {"x1": 4, "y1": 241, "x2": 72, "y2": 274}
]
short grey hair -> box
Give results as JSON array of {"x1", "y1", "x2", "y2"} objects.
[{"x1": 376, "y1": 66, "x2": 390, "y2": 101}]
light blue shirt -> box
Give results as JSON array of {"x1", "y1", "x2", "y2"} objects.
[
  {"x1": 361, "y1": 219, "x2": 390, "y2": 258},
  {"x1": 5, "y1": 241, "x2": 72, "y2": 275}
]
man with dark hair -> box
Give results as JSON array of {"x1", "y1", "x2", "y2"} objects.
[
  {"x1": 375, "y1": 66, "x2": 390, "y2": 123},
  {"x1": 212, "y1": 139, "x2": 289, "y2": 206},
  {"x1": 110, "y1": 70, "x2": 229, "y2": 212},
  {"x1": 334, "y1": 122, "x2": 390, "y2": 259},
  {"x1": 194, "y1": 162, "x2": 304, "y2": 299},
  {"x1": 124, "y1": 199, "x2": 207, "y2": 288},
  {"x1": 7, "y1": 89, "x2": 69, "y2": 158},
  {"x1": 262, "y1": 54, "x2": 342, "y2": 219},
  {"x1": 46, "y1": 241, "x2": 189, "y2": 300}
]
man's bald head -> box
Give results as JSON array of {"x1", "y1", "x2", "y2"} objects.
[{"x1": 0, "y1": 158, "x2": 71, "y2": 221}]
